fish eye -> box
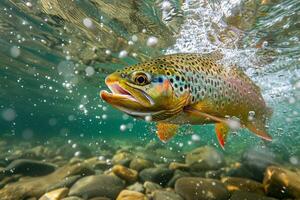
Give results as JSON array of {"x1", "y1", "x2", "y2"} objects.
[{"x1": 132, "y1": 72, "x2": 151, "y2": 86}]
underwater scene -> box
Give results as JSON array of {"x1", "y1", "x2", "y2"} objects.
[{"x1": 0, "y1": 0, "x2": 300, "y2": 199}]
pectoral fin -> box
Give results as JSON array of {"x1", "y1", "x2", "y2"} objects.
[
  {"x1": 215, "y1": 122, "x2": 230, "y2": 149},
  {"x1": 156, "y1": 122, "x2": 179, "y2": 142}
]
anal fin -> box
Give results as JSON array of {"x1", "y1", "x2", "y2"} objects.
[
  {"x1": 156, "y1": 122, "x2": 179, "y2": 143},
  {"x1": 215, "y1": 122, "x2": 230, "y2": 149}
]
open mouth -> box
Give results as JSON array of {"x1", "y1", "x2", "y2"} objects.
[{"x1": 100, "y1": 83, "x2": 138, "y2": 102}]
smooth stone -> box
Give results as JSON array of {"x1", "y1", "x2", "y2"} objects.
[
  {"x1": 2, "y1": 159, "x2": 56, "y2": 176},
  {"x1": 153, "y1": 190, "x2": 183, "y2": 200},
  {"x1": 139, "y1": 167, "x2": 173, "y2": 186},
  {"x1": 84, "y1": 157, "x2": 112, "y2": 170},
  {"x1": 129, "y1": 158, "x2": 154, "y2": 172},
  {"x1": 224, "y1": 162, "x2": 256, "y2": 180},
  {"x1": 39, "y1": 188, "x2": 69, "y2": 200},
  {"x1": 61, "y1": 197, "x2": 83, "y2": 200},
  {"x1": 112, "y1": 152, "x2": 133, "y2": 166},
  {"x1": 205, "y1": 169, "x2": 225, "y2": 179},
  {"x1": 143, "y1": 181, "x2": 162, "y2": 194},
  {"x1": 69, "y1": 175, "x2": 125, "y2": 199},
  {"x1": 169, "y1": 162, "x2": 189, "y2": 171},
  {"x1": 263, "y1": 166, "x2": 300, "y2": 199},
  {"x1": 185, "y1": 146, "x2": 225, "y2": 171},
  {"x1": 0, "y1": 163, "x2": 94, "y2": 200},
  {"x1": 112, "y1": 165, "x2": 138, "y2": 183},
  {"x1": 167, "y1": 170, "x2": 191, "y2": 187},
  {"x1": 242, "y1": 147, "x2": 278, "y2": 182},
  {"x1": 116, "y1": 190, "x2": 147, "y2": 200},
  {"x1": 175, "y1": 177, "x2": 230, "y2": 200},
  {"x1": 46, "y1": 175, "x2": 81, "y2": 191},
  {"x1": 229, "y1": 191, "x2": 277, "y2": 200},
  {"x1": 126, "y1": 182, "x2": 144, "y2": 193},
  {"x1": 89, "y1": 197, "x2": 111, "y2": 200},
  {"x1": 221, "y1": 177, "x2": 264, "y2": 195}
]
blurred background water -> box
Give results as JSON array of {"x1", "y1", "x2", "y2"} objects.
[{"x1": 0, "y1": 0, "x2": 300, "y2": 196}]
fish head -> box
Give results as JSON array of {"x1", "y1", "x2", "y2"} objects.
[{"x1": 100, "y1": 64, "x2": 189, "y2": 120}]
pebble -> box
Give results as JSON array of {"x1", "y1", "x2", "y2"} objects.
[
  {"x1": 129, "y1": 158, "x2": 154, "y2": 172},
  {"x1": 39, "y1": 188, "x2": 69, "y2": 200},
  {"x1": 143, "y1": 181, "x2": 162, "y2": 194},
  {"x1": 112, "y1": 165, "x2": 138, "y2": 183},
  {"x1": 61, "y1": 197, "x2": 84, "y2": 200},
  {"x1": 126, "y1": 182, "x2": 144, "y2": 193},
  {"x1": 175, "y1": 177, "x2": 230, "y2": 200},
  {"x1": 229, "y1": 191, "x2": 277, "y2": 200},
  {"x1": 242, "y1": 147, "x2": 279, "y2": 182},
  {"x1": 116, "y1": 190, "x2": 148, "y2": 200},
  {"x1": 185, "y1": 146, "x2": 225, "y2": 171},
  {"x1": 169, "y1": 162, "x2": 190, "y2": 171},
  {"x1": 2, "y1": 159, "x2": 56, "y2": 176},
  {"x1": 221, "y1": 177, "x2": 264, "y2": 195},
  {"x1": 152, "y1": 190, "x2": 183, "y2": 200},
  {"x1": 112, "y1": 152, "x2": 133, "y2": 166},
  {"x1": 69, "y1": 175, "x2": 125, "y2": 199},
  {"x1": 139, "y1": 167, "x2": 173, "y2": 186},
  {"x1": 263, "y1": 166, "x2": 300, "y2": 199},
  {"x1": 0, "y1": 163, "x2": 94, "y2": 200}
]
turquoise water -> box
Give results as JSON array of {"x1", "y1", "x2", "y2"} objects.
[{"x1": 0, "y1": 0, "x2": 300, "y2": 199}]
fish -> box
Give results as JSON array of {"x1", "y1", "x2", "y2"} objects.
[{"x1": 100, "y1": 52, "x2": 272, "y2": 149}]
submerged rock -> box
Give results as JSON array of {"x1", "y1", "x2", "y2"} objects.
[
  {"x1": 61, "y1": 197, "x2": 84, "y2": 200},
  {"x1": 112, "y1": 164, "x2": 138, "y2": 183},
  {"x1": 126, "y1": 182, "x2": 144, "y2": 193},
  {"x1": 229, "y1": 191, "x2": 277, "y2": 200},
  {"x1": 112, "y1": 152, "x2": 134, "y2": 166},
  {"x1": 242, "y1": 147, "x2": 278, "y2": 182},
  {"x1": 58, "y1": 144, "x2": 92, "y2": 159},
  {"x1": 263, "y1": 166, "x2": 300, "y2": 199},
  {"x1": 116, "y1": 190, "x2": 148, "y2": 200},
  {"x1": 185, "y1": 146, "x2": 225, "y2": 171},
  {"x1": 143, "y1": 181, "x2": 162, "y2": 194},
  {"x1": 167, "y1": 170, "x2": 191, "y2": 187},
  {"x1": 221, "y1": 177, "x2": 264, "y2": 195},
  {"x1": 152, "y1": 190, "x2": 183, "y2": 200},
  {"x1": 69, "y1": 175, "x2": 125, "y2": 199},
  {"x1": 62, "y1": 197, "x2": 84, "y2": 200},
  {"x1": 2, "y1": 159, "x2": 56, "y2": 176},
  {"x1": 129, "y1": 158, "x2": 153, "y2": 172},
  {"x1": 139, "y1": 167, "x2": 173, "y2": 186},
  {"x1": 175, "y1": 177, "x2": 230, "y2": 200},
  {"x1": 39, "y1": 188, "x2": 69, "y2": 200},
  {"x1": 0, "y1": 163, "x2": 94, "y2": 200}
]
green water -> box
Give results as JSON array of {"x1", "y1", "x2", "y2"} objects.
[{"x1": 0, "y1": 0, "x2": 300, "y2": 199}]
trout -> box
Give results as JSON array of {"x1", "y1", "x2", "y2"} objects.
[{"x1": 100, "y1": 53, "x2": 272, "y2": 148}]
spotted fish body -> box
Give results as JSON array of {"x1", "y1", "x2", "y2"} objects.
[{"x1": 101, "y1": 53, "x2": 272, "y2": 148}]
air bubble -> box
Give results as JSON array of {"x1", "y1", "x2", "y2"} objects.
[
  {"x1": 119, "y1": 50, "x2": 128, "y2": 58},
  {"x1": 83, "y1": 18, "x2": 93, "y2": 28},
  {"x1": 147, "y1": 36, "x2": 158, "y2": 47},
  {"x1": 120, "y1": 124, "x2": 127, "y2": 131},
  {"x1": 85, "y1": 66, "x2": 95, "y2": 76},
  {"x1": 10, "y1": 46, "x2": 20, "y2": 58},
  {"x1": 145, "y1": 115, "x2": 152, "y2": 122},
  {"x1": 1, "y1": 108, "x2": 16, "y2": 121}
]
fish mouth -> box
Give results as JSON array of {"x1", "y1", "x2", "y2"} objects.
[{"x1": 100, "y1": 82, "x2": 138, "y2": 103}]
